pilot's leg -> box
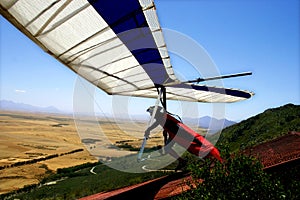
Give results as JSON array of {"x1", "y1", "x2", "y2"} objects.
[{"x1": 165, "y1": 138, "x2": 186, "y2": 171}]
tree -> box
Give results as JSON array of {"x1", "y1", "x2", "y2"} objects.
[{"x1": 175, "y1": 149, "x2": 287, "y2": 200}]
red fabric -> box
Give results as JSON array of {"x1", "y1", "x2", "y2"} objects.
[{"x1": 164, "y1": 114, "x2": 222, "y2": 162}]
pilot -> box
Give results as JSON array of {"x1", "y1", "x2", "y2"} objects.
[{"x1": 145, "y1": 106, "x2": 222, "y2": 169}]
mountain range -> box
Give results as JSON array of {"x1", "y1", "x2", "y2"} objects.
[
  {"x1": 198, "y1": 116, "x2": 236, "y2": 130},
  {"x1": 0, "y1": 100, "x2": 61, "y2": 113},
  {"x1": 0, "y1": 100, "x2": 236, "y2": 130}
]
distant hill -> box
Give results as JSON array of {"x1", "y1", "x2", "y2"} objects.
[
  {"x1": 176, "y1": 116, "x2": 236, "y2": 134},
  {"x1": 217, "y1": 103, "x2": 300, "y2": 152},
  {"x1": 0, "y1": 100, "x2": 61, "y2": 113},
  {"x1": 198, "y1": 116, "x2": 236, "y2": 130}
]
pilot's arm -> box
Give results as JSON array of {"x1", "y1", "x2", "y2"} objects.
[{"x1": 144, "y1": 119, "x2": 160, "y2": 138}]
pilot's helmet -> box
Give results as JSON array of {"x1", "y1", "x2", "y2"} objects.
[{"x1": 146, "y1": 106, "x2": 163, "y2": 114}]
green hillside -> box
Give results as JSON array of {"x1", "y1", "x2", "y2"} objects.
[{"x1": 217, "y1": 103, "x2": 300, "y2": 152}]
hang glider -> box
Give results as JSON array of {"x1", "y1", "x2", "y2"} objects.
[{"x1": 0, "y1": 0, "x2": 254, "y2": 103}]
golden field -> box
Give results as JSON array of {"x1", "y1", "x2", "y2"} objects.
[{"x1": 0, "y1": 111, "x2": 163, "y2": 194}]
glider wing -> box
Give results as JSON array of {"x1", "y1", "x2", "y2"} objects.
[{"x1": 0, "y1": 0, "x2": 253, "y2": 103}]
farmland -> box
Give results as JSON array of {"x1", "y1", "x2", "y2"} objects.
[{"x1": 0, "y1": 111, "x2": 164, "y2": 194}]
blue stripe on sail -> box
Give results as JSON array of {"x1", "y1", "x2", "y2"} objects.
[
  {"x1": 170, "y1": 83, "x2": 252, "y2": 99},
  {"x1": 88, "y1": 0, "x2": 170, "y2": 85}
]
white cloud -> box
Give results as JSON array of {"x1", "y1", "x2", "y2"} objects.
[{"x1": 15, "y1": 89, "x2": 26, "y2": 93}]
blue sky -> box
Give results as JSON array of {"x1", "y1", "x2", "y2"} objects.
[{"x1": 0, "y1": 0, "x2": 299, "y2": 121}]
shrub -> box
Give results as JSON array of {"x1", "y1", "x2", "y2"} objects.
[{"x1": 175, "y1": 149, "x2": 287, "y2": 200}]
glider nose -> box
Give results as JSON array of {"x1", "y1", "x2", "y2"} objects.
[{"x1": 210, "y1": 147, "x2": 223, "y2": 163}]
